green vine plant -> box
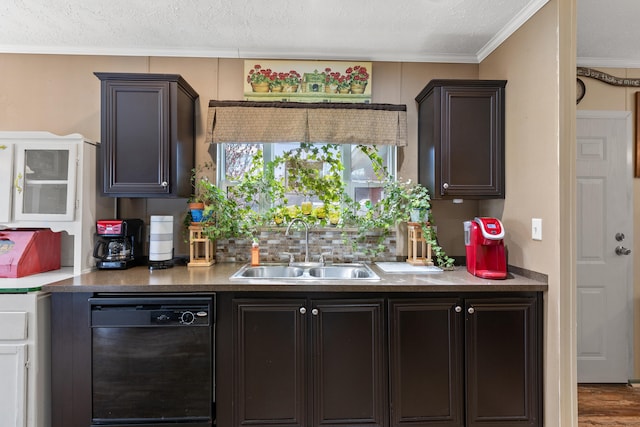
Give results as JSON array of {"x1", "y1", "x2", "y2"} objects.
[
  {"x1": 189, "y1": 143, "x2": 454, "y2": 268},
  {"x1": 339, "y1": 145, "x2": 454, "y2": 268},
  {"x1": 185, "y1": 162, "x2": 244, "y2": 242},
  {"x1": 196, "y1": 177, "x2": 241, "y2": 242},
  {"x1": 229, "y1": 144, "x2": 345, "y2": 230}
]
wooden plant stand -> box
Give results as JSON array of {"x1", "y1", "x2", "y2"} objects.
[
  {"x1": 188, "y1": 224, "x2": 215, "y2": 267},
  {"x1": 406, "y1": 222, "x2": 434, "y2": 266}
]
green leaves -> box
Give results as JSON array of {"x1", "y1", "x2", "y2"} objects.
[{"x1": 189, "y1": 143, "x2": 452, "y2": 267}]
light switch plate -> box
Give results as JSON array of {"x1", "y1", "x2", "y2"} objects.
[{"x1": 532, "y1": 218, "x2": 542, "y2": 240}]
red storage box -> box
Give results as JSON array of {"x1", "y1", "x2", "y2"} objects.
[{"x1": 0, "y1": 229, "x2": 61, "y2": 278}]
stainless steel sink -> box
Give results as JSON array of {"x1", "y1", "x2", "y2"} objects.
[
  {"x1": 230, "y1": 263, "x2": 380, "y2": 281},
  {"x1": 307, "y1": 265, "x2": 376, "y2": 279},
  {"x1": 233, "y1": 265, "x2": 304, "y2": 278}
]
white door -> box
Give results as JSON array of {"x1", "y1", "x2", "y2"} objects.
[{"x1": 576, "y1": 110, "x2": 634, "y2": 383}]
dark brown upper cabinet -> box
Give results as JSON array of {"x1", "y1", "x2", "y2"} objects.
[
  {"x1": 415, "y1": 80, "x2": 506, "y2": 199},
  {"x1": 95, "y1": 72, "x2": 198, "y2": 198}
]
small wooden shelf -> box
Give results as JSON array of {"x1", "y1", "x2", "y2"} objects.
[
  {"x1": 188, "y1": 224, "x2": 215, "y2": 267},
  {"x1": 406, "y1": 222, "x2": 433, "y2": 266}
]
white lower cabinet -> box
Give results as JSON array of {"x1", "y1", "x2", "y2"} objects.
[
  {"x1": 0, "y1": 293, "x2": 50, "y2": 427},
  {"x1": 0, "y1": 344, "x2": 27, "y2": 427}
]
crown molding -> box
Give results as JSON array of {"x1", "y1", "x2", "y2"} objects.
[
  {"x1": 0, "y1": 44, "x2": 480, "y2": 63},
  {"x1": 476, "y1": 0, "x2": 550, "y2": 62},
  {"x1": 0, "y1": 44, "x2": 241, "y2": 58},
  {"x1": 577, "y1": 57, "x2": 640, "y2": 69}
]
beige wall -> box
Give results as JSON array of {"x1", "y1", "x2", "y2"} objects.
[
  {"x1": 578, "y1": 68, "x2": 640, "y2": 379},
  {"x1": 480, "y1": 0, "x2": 575, "y2": 425}
]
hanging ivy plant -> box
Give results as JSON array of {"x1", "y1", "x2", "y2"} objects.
[
  {"x1": 188, "y1": 143, "x2": 453, "y2": 267},
  {"x1": 337, "y1": 145, "x2": 454, "y2": 267}
]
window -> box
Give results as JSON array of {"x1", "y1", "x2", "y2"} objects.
[{"x1": 217, "y1": 142, "x2": 396, "y2": 207}]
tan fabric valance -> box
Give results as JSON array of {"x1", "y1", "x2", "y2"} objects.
[{"x1": 207, "y1": 100, "x2": 407, "y2": 146}]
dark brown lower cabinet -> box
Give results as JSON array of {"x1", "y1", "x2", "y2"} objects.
[
  {"x1": 389, "y1": 299, "x2": 464, "y2": 427},
  {"x1": 389, "y1": 296, "x2": 541, "y2": 427},
  {"x1": 226, "y1": 297, "x2": 387, "y2": 427}
]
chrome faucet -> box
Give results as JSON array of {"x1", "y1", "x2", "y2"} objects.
[{"x1": 285, "y1": 218, "x2": 309, "y2": 263}]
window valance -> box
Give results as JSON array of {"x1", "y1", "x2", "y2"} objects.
[{"x1": 207, "y1": 100, "x2": 407, "y2": 146}]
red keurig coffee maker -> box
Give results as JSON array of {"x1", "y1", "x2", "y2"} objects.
[{"x1": 464, "y1": 217, "x2": 507, "y2": 280}]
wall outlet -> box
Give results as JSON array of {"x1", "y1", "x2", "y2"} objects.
[{"x1": 531, "y1": 218, "x2": 542, "y2": 241}]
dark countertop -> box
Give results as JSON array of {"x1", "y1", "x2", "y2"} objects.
[{"x1": 42, "y1": 263, "x2": 547, "y2": 293}]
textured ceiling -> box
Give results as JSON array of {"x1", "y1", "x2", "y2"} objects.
[
  {"x1": 0, "y1": 0, "x2": 637, "y2": 67},
  {"x1": 577, "y1": 0, "x2": 640, "y2": 67}
]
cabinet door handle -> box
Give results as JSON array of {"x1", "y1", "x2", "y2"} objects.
[
  {"x1": 454, "y1": 305, "x2": 462, "y2": 313},
  {"x1": 299, "y1": 307, "x2": 307, "y2": 314},
  {"x1": 161, "y1": 181, "x2": 168, "y2": 188},
  {"x1": 443, "y1": 182, "x2": 449, "y2": 190},
  {"x1": 467, "y1": 307, "x2": 475, "y2": 315},
  {"x1": 311, "y1": 308, "x2": 319, "y2": 316},
  {"x1": 14, "y1": 173, "x2": 23, "y2": 194}
]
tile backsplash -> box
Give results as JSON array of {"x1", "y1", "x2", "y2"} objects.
[
  {"x1": 215, "y1": 227, "x2": 399, "y2": 264},
  {"x1": 119, "y1": 198, "x2": 401, "y2": 264}
]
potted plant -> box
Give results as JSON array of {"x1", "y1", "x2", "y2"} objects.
[
  {"x1": 324, "y1": 67, "x2": 340, "y2": 93},
  {"x1": 195, "y1": 177, "x2": 241, "y2": 242},
  {"x1": 247, "y1": 64, "x2": 273, "y2": 92},
  {"x1": 345, "y1": 65, "x2": 370, "y2": 93},
  {"x1": 184, "y1": 163, "x2": 243, "y2": 243},
  {"x1": 188, "y1": 199, "x2": 205, "y2": 222},
  {"x1": 270, "y1": 72, "x2": 285, "y2": 92},
  {"x1": 342, "y1": 145, "x2": 453, "y2": 268},
  {"x1": 187, "y1": 163, "x2": 213, "y2": 223},
  {"x1": 281, "y1": 70, "x2": 301, "y2": 92},
  {"x1": 336, "y1": 74, "x2": 350, "y2": 93},
  {"x1": 407, "y1": 183, "x2": 431, "y2": 223}
]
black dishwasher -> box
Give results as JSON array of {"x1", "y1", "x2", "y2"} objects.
[{"x1": 89, "y1": 295, "x2": 215, "y2": 427}]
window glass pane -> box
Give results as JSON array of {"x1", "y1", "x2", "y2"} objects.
[
  {"x1": 25, "y1": 149, "x2": 69, "y2": 180},
  {"x1": 23, "y1": 184, "x2": 68, "y2": 214},
  {"x1": 354, "y1": 187, "x2": 383, "y2": 204},
  {"x1": 273, "y1": 143, "x2": 340, "y2": 205},
  {"x1": 224, "y1": 143, "x2": 261, "y2": 181},
  {"x1": 351, "y1": 145, "x2": 388, "y2": 181}
]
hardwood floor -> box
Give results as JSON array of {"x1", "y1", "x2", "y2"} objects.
[{"x1": 578, "y1": 384, "x2": 640, "y2": 426}]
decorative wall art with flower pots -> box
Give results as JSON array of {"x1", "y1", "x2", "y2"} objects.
[{"x1": 244, "y1": 60, "x2": 372, "y2": 102}]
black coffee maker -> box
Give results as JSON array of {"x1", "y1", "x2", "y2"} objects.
[{"x1": 93, "y1": 219, "x2": 145, "y2": 269}]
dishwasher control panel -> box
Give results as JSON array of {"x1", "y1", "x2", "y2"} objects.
[
  {"x1": 89, "y1": 296, "x2": 214, "y2": 327},
  {"x1": 151, "y1": 307, "x2": 209, "y2": 325}
]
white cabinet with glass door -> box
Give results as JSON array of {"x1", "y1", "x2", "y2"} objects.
[
  {"x1": 13, "y1": 141, "x2": 77, "y2": 222},
  {"x1": 0, "y1": 131, "x2": 111, "y2": 275}
]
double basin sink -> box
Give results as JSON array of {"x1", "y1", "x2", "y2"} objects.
[{"x1": 231, "y1": 262, "x2": 380, "y2": 281}]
